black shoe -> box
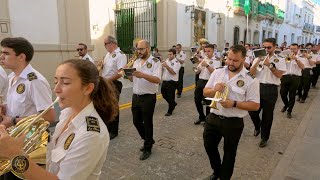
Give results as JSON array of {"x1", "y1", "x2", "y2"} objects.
[
  {"x1": 140, "y1": 150, "x2": 151, "y2": 160},
  {"x1": 254, "y1": 129, "x2": 260, "y2": 137},
  {"x1": 177, "y1": 94, "x2": 181, "y2": 98},
  {"x1": 165, "y1": 112, "x2": 172, "y2": 116},
  {"x1": 297, "y1": 97, "x2": 301, "y2": 101},
  {"x1": 208, "y1": 173, "x2": 220, "y2": 180},
  {"x1": 194, "y1": 119, "x2": 204, "y2": 125},
  {"x1": 286, "y1": 112, "x2": 292, "y2": 119},
  {"x1": 140, "y1": 146, "x2": 145, "y2": 152},
  {"x1": 259, "y1": 139, "x2": 268, "y2": 148},
  {"x1": 281, "y1": 106, "x2": 287, "y2": 113},
  {"x1": 300, "y1": 99, "x2": 305, "y2": 103},
  {"x1": 110, "y1": 133, "x2": 118, "y2": 140}
]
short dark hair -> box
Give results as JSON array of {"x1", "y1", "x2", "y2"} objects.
[
  {"x1": 229, "y1": 45, "x2": 246, "y2": 58},
  {"x1": 305, "y1": 43, "x2": 313, "y2": 47},
  {"x1": 263, "y1": 38, "x2": 276, "y2": 46},
  {"x1": 168, "y1": 48, "x2": 176, "y2": 54},
  {"x1": 291, "y1": 43, "x2": 299, "y2": 47},
  {"x1": 0, "y1": 37, "x2": 34, "y2": 62},
  {"x1": 78, "y1": 43, "x2": 88, "y2": 49},
  {"x1": 176, "y1": 44, "x2": 182, "y2": 48},
  {"x1": 205, "y1": 44, "x2": 215, "y2": 50}
]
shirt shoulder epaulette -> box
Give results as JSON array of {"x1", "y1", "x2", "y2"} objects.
[
  {"x1": 86, "y1": 116, "x2": 100, "y2": 133},
  {"x1": 119, "y1": 51, "x2": 125, "y2": 54},
  {"x1": 153, "y1": 57, "x2": 160, "y2": 62},
  {"x1": 27, "y1": 72, "x2": 38, "y2": 81},
  {"x1": 247, "y1": 72, "x2": 255, "y2": 79}
]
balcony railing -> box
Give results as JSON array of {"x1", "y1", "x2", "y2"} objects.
[{"x1": 303, "y1": 23, "x2": 315, "y2": 33}]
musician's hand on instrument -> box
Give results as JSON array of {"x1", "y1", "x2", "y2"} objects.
[
  {"x1": 201, "y1": 60, "x2": 208, "y2": 67},
  {"x1": 0, "y1": 125, "x2": 25, "y2": 159},
  {"x1": 214, "y1": 83, "x2": 225, "y2": 93},
  {"x1": 219, "y1": 99, "x2": 233, "y2": 108},
  {"x1": 0, "y1": 115, "x2": 14, "y2": 128},
  {"x1": 132, "y1": 71, "x2": 144, "y2": 78},
  {"x1": 162, "y1": 62, "x2": 168, "y2": 68}
]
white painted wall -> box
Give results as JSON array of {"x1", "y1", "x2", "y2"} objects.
[{"x1": 8, "y1": 0, "x2": 59, "y2": 44}]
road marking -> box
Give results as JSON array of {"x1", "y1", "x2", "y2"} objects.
[{"x1": 119, "y1": 84, "x2": 195, "y2": 110}]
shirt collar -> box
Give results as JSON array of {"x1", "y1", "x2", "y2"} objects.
[
  {"x1": 19, "y1": 64, "x2": 34, "y2": 79},
  {"x1": 223, "y1": 65, "x2": 247, "y2": 79}
]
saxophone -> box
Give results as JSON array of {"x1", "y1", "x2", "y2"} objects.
[{"x1": 0, "y1": 98, "x2": 59, "y2": 179}]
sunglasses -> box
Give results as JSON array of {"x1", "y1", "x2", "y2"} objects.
[
  {"x1": 104, "y1": 42, "x2": 111, "y2": 46},
  {"x1": 76, "y1": 48, "x2": 83, "y2": 51},
  {"x1": 263, "y1": 46, "x2": 272, "y2": 50}
]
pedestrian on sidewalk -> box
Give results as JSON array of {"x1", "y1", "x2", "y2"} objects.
[
  {"x1": 203, "y1": 45, "x2": 260, "y2": 180},
  {"x1": 161, "y1": 48, "x2": 181, "y2": 116}
]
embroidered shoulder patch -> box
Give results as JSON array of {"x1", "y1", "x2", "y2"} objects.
[
  {"x1": 27, "y1": 72, "x2": 37, "y2": 81},
  {"x1": 120, "y1": 51, "x2": 125, "y2": 54},
  {"x1": 274, "y1": 59, "x2": 279, "y2": 63},
  {"x1": 112, "y1": 54, "x2": 116, "y2": 58},
  {"x1": 147, "y1": 62, "x2": 152, "y2": 69},
  {"x1": 86, "y1": 116, "x2": 100, "y2": 133},
  {"x1": 153, "y1": 57, "x2": 160, "y2": 62},
  {"x1": 16, "y1": 83, "x2": 25, "y2": 94},
  {"x1": 64, "y1": 133, "x2": 75, "y2": 150},
  {"x1": 247, "y1": 72, "x2": 255, "y2": 79},
  {"x1": 237, "y1": 80, "x2": 245, "y2": 87}
]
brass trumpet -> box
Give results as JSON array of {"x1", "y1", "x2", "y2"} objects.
[
  {"x1": 208, "y1": 84, "x2": 229, "y2": 109},
  {"x1": 193, "y1": 57, "x2": 209, "y2": 74},
  {"x1": 0, "y1": 98, "x2": 59, "y2": 179}
]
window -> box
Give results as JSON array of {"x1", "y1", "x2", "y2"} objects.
[{"x1": 234, "y1": 27, "x2": 240, "y2": 45}]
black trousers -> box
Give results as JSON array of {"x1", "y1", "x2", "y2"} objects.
[
  {"x1": 176, "y1": 67, "x2": 184, "y2": 95},
  {"x1": 203, "y1": 113, "x2": 244, "y2": 180},
  {"x1": 297, "y1": 68, "x2": 312, "y2": 100},
  {"x1": 0, "y1": 173, "x2": 20, "y2": 180},
  {"x1": 132, "y1": 94, "x2": 156, "y2": 151},
  {"x1": 161, "y1": 80, "x2": 177, "y2": 113},
  {"x1": 280, "y1": 75, "x2": 300, "y2": 113},
  {"x1": 194, "y1": 79, "x2": 210, "y2": 120},
  {"x1": 107, "y1": 80, "x2": 122, "y2": 136},
  {"x1": 311, "y1": 64, "x2": 320, "y2": 87},
  {"x1": 249, "y1": 83, "x2": 278, "y2": 141},
  {"x1": 195, "y1": 73, "x2": 200, "y2": 83}
]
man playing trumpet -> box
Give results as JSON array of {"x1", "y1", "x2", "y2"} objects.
[
  {"x1": 203, "y1": 45, "x2": 260, "y2": 180},
  {"x1": 194, "y1": 44, "x2": 221, "y2": 125},
  {"x1": 249, "y1": 38, "x2": 286, "y2": 148}
]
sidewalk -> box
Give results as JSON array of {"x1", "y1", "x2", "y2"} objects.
[{"x1": 271, "y1": 88, "x2": 320, "y2": 180}]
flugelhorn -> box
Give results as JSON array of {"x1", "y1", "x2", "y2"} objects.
[
  {"x1": 206, "y1": 84, "x2": 229, "y2": 110},
  {"x1": 0, "y1": 97, "x2": 59, "y2": 179}
]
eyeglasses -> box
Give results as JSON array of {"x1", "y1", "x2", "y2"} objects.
[
  {"x1": 136, "y1": 48, "x2": 146, "y2": 51},
  {"x1": 76, "y1": 48, "x2": 83, "y2": 51},
  {"x1": 104, "y1": 42, "x2": 111, "y2": 46},
  {"x1": 263, "y1": 46, "x2": 272, "y2": 50},
  {"x1": 306, "y1": 48, "x2": 311, "y2": 50}
]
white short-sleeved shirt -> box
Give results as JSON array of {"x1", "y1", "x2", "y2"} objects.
[
  {"x1": 0, "y1": 66, "x2": 8, "y2": 103},
  {"x1": 80, "y1": 53, "x2": 95, "y2": 64},
  {"x1": 47, "y1": 102, "x2": 109, "y2": 180},
  {"x1": 205, "y1": 66, "x2": 260, "y2": 118},
  {"x1": 299, "y1": 55, "x2": 316, "y2": 69},
  {"x1": 132, "y1": 55, "x2": 162, "y2": 95},
  {"x1": 176, "y1": 51, "x2": 187, "y2": 67},
  {"x1": 162, "y1": 58, "x2": 181, "y2": 81},
  {"x1": 199, "y1": 57, "x2": 221, "y2": 80},
  {"x1": 252, "y1": 54, "x2": 286, "y2": 85},
  {"x1": 284, "y1": 56, "x2": 303, "y2": 76},
  {"x1": 101, "y1": 47, "x2": 127, "y2": 79},
  {"x1": 6, "y1": 64, "x2": 52, "y2": 117}
]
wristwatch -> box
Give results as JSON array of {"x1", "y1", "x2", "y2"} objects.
[
  {"x1": 269, "y1": 63, "x2": 276, "y2": 72},
  {"x1": 11, "y1": 155, "x2": 29, "y2": 174}
]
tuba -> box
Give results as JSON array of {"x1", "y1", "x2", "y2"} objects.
[
  {"x1": 208, "y1": 84, "x2": 229, "y2": 109},
  {"x1": 0, "y1": 98, "x2": 59, "y2": 179}
]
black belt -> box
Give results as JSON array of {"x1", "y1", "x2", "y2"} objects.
[
  {"x1": 199, "y1": 79, "x2": 209, "y2": 81},
  {"x1": 260, "y1": 83, "x2": 278, "y2": 87},
  {"x1": 133, "y1": 93, "x2": 155, "y2": 97},
  {"x1": 284, "y1": 74, "x2": 300, "y2": 77},
  {"x1": 163, "y1": 80, "x2": 177, "y2": 82},
  {"x1": 211, "y1": 113, "x2": 242, "y2": 120}
]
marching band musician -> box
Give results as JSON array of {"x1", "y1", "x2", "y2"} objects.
[
  {"x1": 161, "y1": 48, "x2": 181, "y2": 116},
  {"x1": 77, "y1": 43, "x2": 95, "y2": 64},
  {"x1": 297, "y1": 43, "x2": 316, "y2": 103},
  {"x1": 101, "y1": 35, "x2": 127, "y2": 140},
  {"x1": 249, "y1": 38, "x2": 286, "y2": 148},
  {"x1": 203, "y1": 45, "x2": 260, "y2": 180},
  {"x1": 194, "y1": 44, "x2": 221, "y2": 125},
  {"x1": 0, "y1": 37, "x2": 56, "y2": 180},
  {"x1": 280, "y1": 43, "x2": 304, "y2": 119},
  {"x1": 175, "y1": 44, "x2": 186, "y2": 98},
  {"x1": 311, "y1": 44, "x2": 320, "y2": 88},
  {"x1": 0, "y1": 59, "x2": 118, "y2": 180},
  {"x1": 194, "y1": 40, "x2": 209, "y2": 83},
  {"x1": 128, "y1": 40, "x2": 162, "y2": 160}
]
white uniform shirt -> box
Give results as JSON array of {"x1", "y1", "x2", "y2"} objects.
[
  {"x1": 162, "y1": 58, "x2": 181, "y2": 81},
  {"x1": 0, "y1": 66, "x2": 8, "y2": 103},
  {"x1": 284, "y1": 55, "x2": 303, "y2": 76},
  {"x1": 6, "y1": 64, "x2": 52, "y2": 117},
  {"x1": 199, "y1": 57, "x2": 221, "y2": 80},
  {"x1": 132, "y1": 55, "x2": 162, "y2": 95},
  {"x1": 205, "y1": 66, "x2": 260, "y2": 118},
  {"x1": 299, "y1": 55, "x2": 316, "y2": 69},
  {"x1": 81, "y1": 53, "x2": 95, "y2": 64},
  {"x1": 47, "y1": 102, "x2": 109, "y2": 180},
  {"x1": 252, "y1": 54, "x2": 286, "y2": 85},
  {"x1": 101, "y1": 47, "x2": 127, "y2": 79},
  {"x1": 176, "y1": 51, "x2": 187, "y2": 67}
]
